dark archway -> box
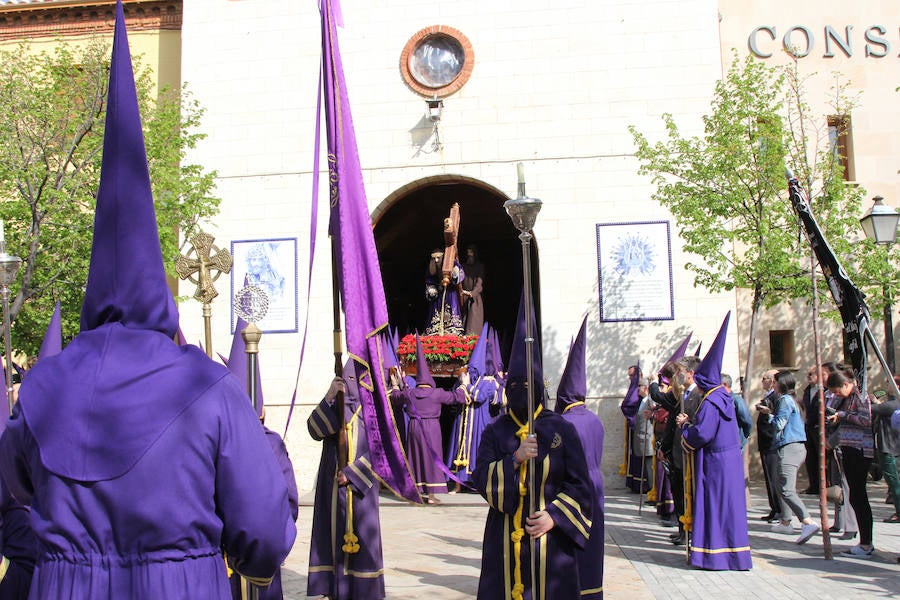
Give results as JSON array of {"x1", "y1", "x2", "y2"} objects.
[{"x1": 373, "y1": 176, "x2": 540, "y2": 363}]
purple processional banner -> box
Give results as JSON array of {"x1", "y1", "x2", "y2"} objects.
[{"x1": 320, "y1": 0, "x2": 419, "y2": 503}]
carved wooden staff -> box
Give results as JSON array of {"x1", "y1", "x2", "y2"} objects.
[{"x1": 175, "y1": 232, "x2": 233, "y2": 358}]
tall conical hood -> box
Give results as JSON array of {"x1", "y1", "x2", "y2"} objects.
[
  {"x1": 80, "y1": 0, "x2": 177, "y2": 337},
  {"x1": 227, "y1": 318, "x2": 264, "y2": 416},
  {"x1": 658, "y1": 332, "x2": 692, "y2": 384},
  {"x1": 467, "y1": 323, "x2": 490, "y2": 380},
  {"x1": 414, "y1": 334, "x2": 435, "y2": 387},
  {"x1": 669, "y1": 333, "x2": 692, "y2": 363},
  {"x1": 490, "y1": 326, "x2": 503, "y2": 375},
  {"x1": 506, "y1": 289, "x2": 543, "y2": 420},
  {"x1": 38, "y1": 302, "x2": 63, "y2": 360},
  {"x1": 484, "y1": 325, "x2": 498, "y2": 377},
  {"x1": 555, "y1": 316, "x2": 587, "y2": 412},
  {"x1": 694, "y1": 312, "x2": 729, "y2": 391}
]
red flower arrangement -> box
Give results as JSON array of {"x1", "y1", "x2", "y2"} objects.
[{"x1": 398, "y1": 334, "x2": 479, "y2": 364}]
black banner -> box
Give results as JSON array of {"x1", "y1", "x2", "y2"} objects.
[{"x1": 787, "y1": 175, "x2": 870, "y2": 394}]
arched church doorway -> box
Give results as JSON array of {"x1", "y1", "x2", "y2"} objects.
[{"x1": 373, "y1": 175, "x2": 540, "y2": 364}]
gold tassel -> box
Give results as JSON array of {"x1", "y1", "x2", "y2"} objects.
[
  {"x1": 342, "y1": 420, "x2": 361, "y2": 554},
  {"x1": 508, "y1": 407, "x2": 542, "y2": 600}
]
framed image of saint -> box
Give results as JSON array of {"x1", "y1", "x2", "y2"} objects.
[
  {"x1": 231, "y1": 238, "x2": 298, "y2": 333},
  {"x1": 596, "y1": 221, "x2": 674, "y2": 322}
]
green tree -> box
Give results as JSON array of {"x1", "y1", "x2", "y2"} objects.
[
  {"x1": 0, "y1": 40, "x2": 219, "y2": 356},
  {"x1": 629, "y1": 53, "x2": 862, "y2": 383}
]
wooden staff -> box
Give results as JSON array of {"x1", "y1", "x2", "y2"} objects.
[{"x1": 331, "y1": 239, "x2": 349, "y2": 470}]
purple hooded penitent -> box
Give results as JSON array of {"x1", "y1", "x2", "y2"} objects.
[
  {"x1": 446, "y1": 322, "x2": 496, "y2": 485},
  {"x1": 37, "y1": 302, "x2": 63, "y2": 361},
  {"x1": 307, "y1": 359, "x2": 386, "y2": 598},
  {"x1": 554, "y1": 316, "x2": 606, "y2": 598},
  {"x1": 0, "y1": 3, "x2": 295, "y2": 597},
  {"x1": 681, "y1": 311, "x2": 752, "y2": 570},
  {"x1": 474, "y1": 293, "x2": 593, "y2": 599}
]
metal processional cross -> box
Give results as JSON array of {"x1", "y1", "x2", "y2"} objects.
[{"x1": 175, "y1": 231, "x2": 233, "y2": 357}]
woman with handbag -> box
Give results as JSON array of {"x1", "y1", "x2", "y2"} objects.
[
  {"x1": 826, "y1": 365, "x2": 875, "y2": 558},
  {"x1": 758, "y1": 371, "x2": 820, "y2": 544}
]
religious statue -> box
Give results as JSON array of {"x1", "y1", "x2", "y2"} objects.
[
  {"x1": 424, "y1": 249, "x2": 465, "y2": 336},
  {"x1": 461, "y1": 244, "x2": 485, "y2": 335}
]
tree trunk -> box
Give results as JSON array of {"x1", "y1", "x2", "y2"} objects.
[{"x1": 742, "y1": 289, "x2": 764, "y2": 397}]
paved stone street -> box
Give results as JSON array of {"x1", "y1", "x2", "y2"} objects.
[{"x1": 282, "y1": 482, "x2": 900, "y2": 599}]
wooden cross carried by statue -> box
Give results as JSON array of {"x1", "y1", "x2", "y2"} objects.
[{"x1": 440, "y1": 202, "x2": 460, "y2": 288}]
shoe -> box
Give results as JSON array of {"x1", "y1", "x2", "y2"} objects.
[
  {"x1": 670, "y1": 534, "x2": 685, "y2": 546},
  {"x1": 840, "y1": 544, "x2": 874, "y2": 558},
  {"x1": 668, "y1": 530, "x2": 683, "y2": 540},
  {"x1": 659, "y1": 519, "x2": 678, "y2": 527},
  {"x1": 828, "y1": 525, "x2": 841, "y2": 533},
  {"x1": 839, "y1": 531, "x2": 858, "y2": 541},
  {"x1": 771, "y1": 522, "x2": 796, "y2": 534},
  {"x1": 759, "y1": 512, "x2": 777, "y2": 521},
  {"x1": 803, "y1": 488, "x2": 819, "y2": 495},
  {"x1": 883, "y1": 514, "x2": 900, "y2": 523},
  {"x1": 797, "y1": 522, "x2": 820, "y2": 544},
  {"x1": 768, "y1": 516, "x2": 781, "y2": 524}
]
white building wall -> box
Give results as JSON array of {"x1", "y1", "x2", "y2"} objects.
[{"x1": 181, "y1": 0, "x2": 736, "y2": 491}]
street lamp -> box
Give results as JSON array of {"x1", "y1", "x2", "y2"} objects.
[
  {"x1": 859, "y1": 195, "x2": 899, "y2": 373},
  {"x1": 0, "y1": 220, "x2": 22, "y2": 413}
]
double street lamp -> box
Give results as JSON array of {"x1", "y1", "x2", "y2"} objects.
[{"x1": 859, "y1": 195, "x2": 900, "y2": 373}]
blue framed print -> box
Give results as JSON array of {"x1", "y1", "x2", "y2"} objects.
[
  {"x1": 231, "y1": 237, "x2": 299, "y2": 333},
  {"x1": 596, "y1": 220, "x2": 674, "y2": 322}
]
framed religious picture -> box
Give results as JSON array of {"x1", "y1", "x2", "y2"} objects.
[
  {"x1": 596, "y1": 220, "x2": 674, "y2": 322},
  {"x1": 231, "y1": 237, "x2": 298, "y2": 333}
]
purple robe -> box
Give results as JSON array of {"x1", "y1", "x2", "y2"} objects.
[
  {"x1": 559, "y1": 403, "x2": 605, "y2": 599},
  {"x1": 0, "y1": 336, "x2": 297, "y2": 599},
  {"x1": 654, "y1": 459, "x2": 675, "y2": 519},
  {"x1": 307, "y1": 398, "x2": 385, "y2": 599},
  {"x1": 393, "y1": 386, "x2": 465, "y2": 495},
  {"x1": 446, "y1": 376, "x2": 500, "y2": 485},
  {"x1": 681, "y1": 388, "x2": 752, "y2": 570},
  {"x1": 0, "y1": 481, "x2": 36, "y2": 599},
  {"x1": 474, "y1": 410, "x2": 593, "y2": 600}
]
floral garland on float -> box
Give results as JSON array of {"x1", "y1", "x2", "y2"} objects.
[{"x1": 398, "y1": 334, "x2": 478, "y2": 377}]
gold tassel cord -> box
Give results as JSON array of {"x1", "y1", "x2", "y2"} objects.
[
  {"x1": 342, "y1": 419, "x2": 360, "y2": 554},
  {"x1": 508, "y1": 406, "x2": 542, "y2": 600},
  {"x1": 453, "y1": 386, "x2": 473, "y2": 468},
  {"x1": 618, "y1": 417, "x2": 628, "y2": 476}
]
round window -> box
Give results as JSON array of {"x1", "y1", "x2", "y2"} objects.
[
  {"x1": 400, "y1": 26, "x2": 474, "y2": 98},
  {"x1": 409, "y1": 34, "x2": 465, "y2": 88}
]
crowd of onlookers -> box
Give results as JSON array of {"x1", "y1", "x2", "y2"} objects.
[{"x1": 624, "y1": 358, "x2": 900, "y2": 562}]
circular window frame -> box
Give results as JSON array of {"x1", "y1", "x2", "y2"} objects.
[{"x1": 400, "y1": 25, "x2": 474, "y2": 98}]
